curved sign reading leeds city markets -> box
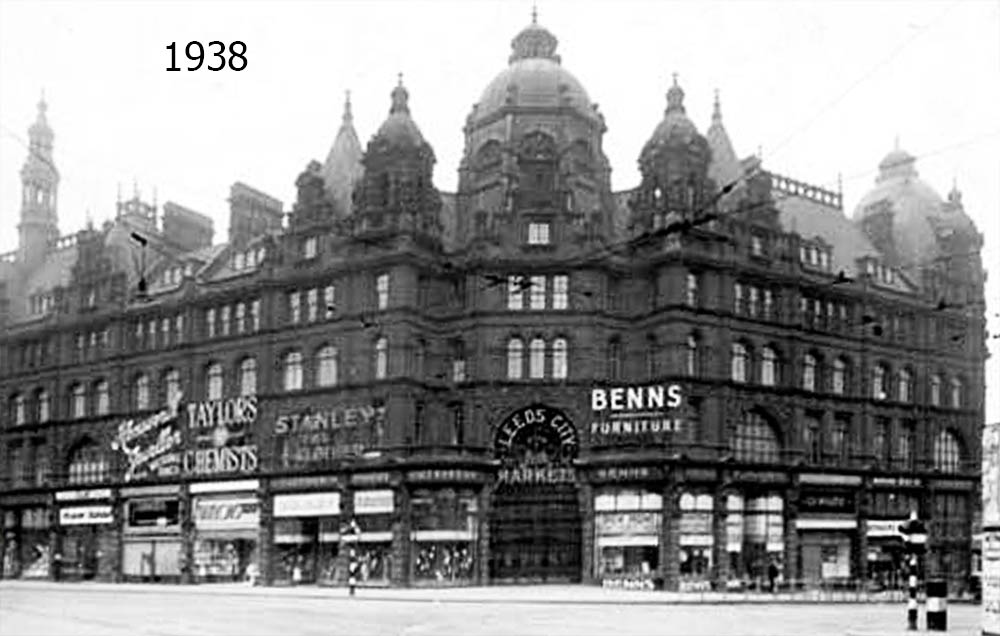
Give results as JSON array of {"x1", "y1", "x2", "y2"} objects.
[{"x1": 494, "y1": 405, "x2": 578, "y2": 487}]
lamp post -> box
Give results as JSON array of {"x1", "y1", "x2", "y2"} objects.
[
  {"x1": 342, "y1": 519, "x2": 361, "y2": 596},
  {"x1": 899, "y1": 511, "x2": 928, "y2": 631}
]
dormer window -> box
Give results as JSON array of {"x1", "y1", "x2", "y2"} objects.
[
  {"x1": 528, "y1": 222, "x2": 551, "y2": 246},
  {"x1": 751, "y1": 235, "x2": 765, "y2": 257},
  {"x1": 303, "y1": 236, "x2": 318, "y2": 259}
]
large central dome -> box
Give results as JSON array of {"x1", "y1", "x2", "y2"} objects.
[{"x1": 472, "y1": 18, "x2": 594, "y2": 119}]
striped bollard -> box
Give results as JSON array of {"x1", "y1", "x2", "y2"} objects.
[
  {"x1": 907, "y1": 556, "x2": 919, "y2": 631},
  {"x1": 926, "y1": 578, "x2": 947, "y2": 631}
]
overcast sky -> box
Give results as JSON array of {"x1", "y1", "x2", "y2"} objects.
[{"x1": 0, "y1": 0, "x2": 998, "y2": 420}]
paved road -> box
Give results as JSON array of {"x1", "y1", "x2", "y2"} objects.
[{"x1": 0, "y1": 583, "x2": 983, "y2": 636}]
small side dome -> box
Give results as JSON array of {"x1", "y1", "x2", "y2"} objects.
[
  {"x1": 640, "y1": 74, "x2": 703, "y2": 159},
  {"x1": 372, "y1": 75, "x2": 427, "y2": 149}
]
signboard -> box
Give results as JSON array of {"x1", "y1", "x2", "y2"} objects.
[
  {"x1": 983, "y1": 423, "x2": 1000, "y2": 527},
  {"x1": 494, "y1": 405, "x2": 578, "y2": 488},
  {"x1": 595, "y1": 512, "x2": 660, "y2": 536},
  {"x1": 273, "y1": 493, "x2": 341, "y2": 518},
  {"x1": 983, "y1": 530, "x2": 1000, "y2": 636},
  {"x1": 193, "y1": 497, "x2": 259, "y2": 530},
  {"x1": 799, "y1": 491, "x2": 855, "y2": 514},
  {"x1": 59, "y1": 505, "x2": 113, "y2": 526},
  {"x1": 55, "y1": 488, "x2": 112, "y2": 502},
  {"x1": 407, "y1": 469, "x2": 483, "y2": 484},
  {"x1": 866, "y1": 519, "x2": 907, "y2": 538},
  {"x1": 872, "y1": 477, "x2": 921, "y2": 488},
  {"x1": 354, "y1": 489, "x2": 394, "y2": 515},
  {"x1": 589, "y1": 384, "x2": 685, "y2": 444},
  {"x1": 184, "y1": 396, "x2": 259, "y2": 477},
  {"x1": 127, "y1": 498, "x2": 180, "y2": 528},
  {"x1": 592, "y1": 466, "x2": 663, "y2": 483},
  {"x1": 271, "y1": 475, "x2": 342, "y2": 492},
  {"x1": 799, "y1": 474, "x2": 861, "y2": 486},
  {"x1": 274, "y1": 404, "x2": 386, "y2": 470},
  {"x1": 111, "y1": 394, "x2": 184, "y2": 482}
]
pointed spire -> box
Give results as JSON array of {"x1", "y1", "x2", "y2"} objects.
[
  {"x1": 712, "y1": 89, "x2": 722, "y2": 123},
  {"x1": 323, "y1": 88, "x2": 365, "y2": 215},
  {"x1": 343, "y1": 90, "x2": 353, "y2": 124},
  {"x1": 390, "y1": 73, "x2": 409, "y2": 115},
  {"x1": 665, "y1": 72, "x2": 685, "y2": 114}
]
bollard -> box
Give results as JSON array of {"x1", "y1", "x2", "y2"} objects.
[
  {"x1": 926, "y1": 579, "x2": 947, "y2": 631},
  {"x1": 907, "y1": 556, "x2": 919, "y2": 631}
]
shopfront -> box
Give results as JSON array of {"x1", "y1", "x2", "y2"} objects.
[
  {"x1": 867, "y1": 479, "x2": 921, "y2": 590},
  {"x1": 2, "y1": 503, "x2": 50, "y2": 579},
  {"x1": 272, "y1": 490, "x2": 341, "y2": 585},
  {"x1": 796, "y1": 487, "x2": 857, "y2": 585},
  {"x1": 408, "y1": 469, "x2": 483, "y2": 586},
  {"x1": 725, "y1": 491, "x2": 785, "y2": 588},
  {"x1": 56, "y1": 489, "x2": 116, "y2": 581},
  {"x1": 593, "y1": 487, "x2": 661, "y2": 589},
  {"x1": 120, "y1": 485, "x2": 182, "y2": 582},
  {"x1": 191, "y1": 480, "x2": 259, "y2": 582},
  {"x1": 350, "y1": 485, "x2": 396, "y2": 586}
]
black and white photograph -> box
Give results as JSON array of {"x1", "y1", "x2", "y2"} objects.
[{"x1": 0, "y1": 1, "x2": 998, "y2": 634}]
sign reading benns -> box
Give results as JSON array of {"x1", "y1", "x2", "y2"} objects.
[
  {"x1": 590, "y1": 384, "x2": 684, "y2": 443},
  {"x1": 494, "y1": 405, "x2": 578, "y2": 487},
  {"x1": 112, "y1": 392, "x2": 184, "y2": 482},
  {"x1": 274, "y1": 404, "x2": 386, "y2": 470}
]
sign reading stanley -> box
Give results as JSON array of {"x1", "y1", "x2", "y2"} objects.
[
  {"x1": 495, "y1": 405, "x2": 578, "y2": 486},
  {"x1": 274, "y1": 403, "x2": 386, "y2": 470},
  {"x1": 590, "y1": 384, "x2": 684, "y2": 442}
]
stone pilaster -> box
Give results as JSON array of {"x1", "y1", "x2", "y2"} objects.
[
  {"x1": 660, "y1": 476, "x2": 680, "y2": 591},
  {"x1": 110, "y1": 490, "x2": 123, "y2": 583},
  {"x1": 49, "y1": 503, "x2": 60, "y2": 581},
  {"x1": 856, "y1": 481, "x2": 870, "y2": 584},
  {"x1": 392, "y1": 485, "x2": 410, "y2": 586},
  {"x1": 477, "y1": 484, "x2": 491, "y2": 586},
  {"x1": 258, "y1": 479, "x2": 273, "y2": 587},
  {"x1": 784, "y1": 485, "x2": 800, "y2": 585},
  {"x1": 179, "y1": 482, "x2": 194, "y2": 584},
  {"x1": 712, "y1": 483, "x2": 731, "y2": 589},
  {"x1": 579, "y1": 480, "x2": 595, "y2": 584}
]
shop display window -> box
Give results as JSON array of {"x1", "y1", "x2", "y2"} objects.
[
  {"x1": 411, "y1": 489, "x2": 477, "y2": 583},
  {"x1": 594, "y1": 488, "x2": 661, "y2": 583},
  {"x1": 726, "y1": 494, "x2": 784, "y2": 584},
  {"x1": 193, "y1": 538, "x2": 256, "y2": 582}
]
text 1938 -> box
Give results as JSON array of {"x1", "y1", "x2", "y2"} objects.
[{"x1": 166, "y1": 41, "x2": 247, "y2": 72}]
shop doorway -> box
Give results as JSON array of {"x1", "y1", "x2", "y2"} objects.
[
  {"x1": 488, "y1": 404, "x2": 581, "y2": 583},
  {"x1": 59, "y1": 526, "x2": 100, "y2": 581}
]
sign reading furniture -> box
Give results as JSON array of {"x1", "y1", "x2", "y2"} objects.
[{"x1": 589, "y1": 384, "x2": 685, "y2": 443}]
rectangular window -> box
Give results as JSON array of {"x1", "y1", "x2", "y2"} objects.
[
  {"x1": 289, "y1": 291, "x2": 301, "y2": 324},
  {"x1": 553, "y1": 275, "x2": 569, "y2": 310},
  {"x1": 161, "y1": 318, "x2": 171, "y2": 346},
  {"x1": 206, "y1": 308, "x2": 216, "y2": 338},
  {"x1": 174, "y1": 315, "x2": 184, "y2": 343},
  {"x1": 220, "y1": 306, "x2": 230, "y2": 337},
  {"x1": 507, "y1": 275, "x2": 524, "y2": 310},
  {"x1": 763, "y1": 289, "x2": 774, "y2": 319},
  {"x1": 734, "y1": 283, "x2": 744, "y2": 314},
  {"x1": 530, "y1": 275, "x2": 546, "y2": 310},
  {"x1": 324, "y1": 285, "x2": 336, "y2": 318},
  {"x1": 304, "y1": 236, "x2": 318, "y2": 259},
  {"x1": 250, "y1": 299, "x2": 260, "y2": 331},
  {"x1": 748, "y1": 286, "x2": 759, "y2": 317},
  {"x1": 751, "y1": 235, "x2": 764, "y2": 257},
  {"x1": 235, "y1": 303, "x2": 246, "y2": 334},
  {"x1": 376, "y1": 273, "x2": 390, "y2": 310},
  {"x1": 147, "y1": 321, "x2": 157, "y2": 348},
  {"x1": 686, "y1": 273, "x2": 699, "y2": 307},
  {"x1": 307, "y1": 288, "x2": 319, "y2": 322},
  {"x1": 528, "y1": 222, "x2": 551, "y2": 245}
]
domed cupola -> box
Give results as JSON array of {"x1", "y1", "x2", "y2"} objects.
[
  {"x1": 456, "y1": 12, "x2": 613, "y2": 251},
  {"x1": 353, "y1": 76, "x2": 442, "y2": 243},
  {"x1": 853, "y1": 141, "x2": 981, "y2": 270},
  {"x1": 631, "y1": 75, "x2": 715, "y2": 234}
]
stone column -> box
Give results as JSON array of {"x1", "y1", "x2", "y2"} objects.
[
  {"x1": 258, "y1": 479, "x2": 273, "y2": 587},
  {"x1": 660, "y1": 475, "x2": 680, "y2": 591},
  {"x1": 477, "y1": 484, "x2": 491, "y2": 586},
  {"x1": 712, "y1": 482, "x2": 731, "y2": 589},
  {"x1": 784, "y1": 485, "x2": 800, "y2": 586},
  {"x1": 392, "y1": 485, "x2": 411, "y2": 587},
  {"x1": 179, "y1": 483, "x2": 194, "y2": 585},
  {"x1": 110, "y1": 490, "x2": 123, "y2": 583},
  {"x1": 48, "y1": 503, "x2": 60, "y2": 581},
  {"x1": 856, "y1": 480, "x2": 870, "y2": 585},
  {"x1": 579, "y1": 480, "x2": 595, "y2": 585}
]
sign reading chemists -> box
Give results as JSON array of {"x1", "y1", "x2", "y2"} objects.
[{"x1": 590, "y1": 384, "x2": 685, "y2": 443}]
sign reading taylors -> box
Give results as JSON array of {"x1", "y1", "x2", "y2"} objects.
[
  {"x1": 185, "y1": 396, "x2": 259, "y2": 477},
  {"x1": 589, "y1": 385, "x2": 685, "y2": 443},
  {"x1": 112, "y1": 394, "x2": 184, "y2": 482},
  {"x1": 193, "y1": 497, "x2": 259, "y2": 530},
  {"x1": 274, "y1": 404, "x2": 386, "y2": 470},
  {"x1": 494, "y1": 405, "x2": 578, "y2": 487},
  {"x1": 59, "y1": 505, "x2": 113, "y2": 526}
]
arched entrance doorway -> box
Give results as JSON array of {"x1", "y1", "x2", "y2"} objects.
[{"x1": 489, "y1": 404, "x2": 581, "y2": 583}]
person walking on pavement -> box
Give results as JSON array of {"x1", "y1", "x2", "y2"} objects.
[{"x1": 767, "y1": 561, "x2": 779, "y2": 593}]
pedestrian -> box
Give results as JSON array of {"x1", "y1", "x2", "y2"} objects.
[{"x1": 768, "y1": 561, "x2": 779, "y2": 593}]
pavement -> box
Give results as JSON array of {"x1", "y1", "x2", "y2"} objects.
[{"x1": 0, "y1": 580, "x2": 984, "y2": 636}]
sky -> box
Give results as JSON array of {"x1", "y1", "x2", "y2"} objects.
[{"x1": 0, "y1": 0, "x2": 998, "y2": 420}]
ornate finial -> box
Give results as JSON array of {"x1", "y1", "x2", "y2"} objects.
[
  {"x1": 509, "y1": 12, "x2": 560, "y2": 63},
  {"x1": 894, "y1": 135, "x2": 900, "y2": 151},
  {"x1": 390, "y1": 75, "x2": 409, "y2": 115},
  {"x1": 343, "y1": 90, "x2": 353, "y2": 124},
  {"x1": 672, "y1": 72, "x2": 679, "y2": 86},
  {"x1": 712, "y1": 88, "x2": 722, "y2": 123},
  {"x1": 757, "y1": 144, "x2": 763, "y2": 159},
  {"x1": 397, "y1": 72, "x2": 403, "y2": 87},
  {"x1": 665, "y1": 73, "x2": 685, "y2": 114},
  {"x1": 837, "y1": 173, "x2": 843, "y2": 195},
  {"x1": 531, "y1": 2, "x2": 538, "y2": 24}
]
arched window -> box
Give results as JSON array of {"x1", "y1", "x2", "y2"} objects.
[
  {"x1": 933, "y1": 429, "x2": 962, "y2": 473},
  {"x1": 872, "y1": 363, "x2": 888, "y2": 400},
  {"x1": 552, "y1": 338, "x2": 568, "y2": 379},
  {"x1": 283, "y1": 352, "x2": 303, "y2": 390},
  {"x1": 206, "y1": 363, "x2": 223, "y2": 400},
  {"x1": 374, "y1": 337, "x2": 388, "y2": 380},
  {"x1": 803, "y1": 416, "x2": 821, "y2": 464},
  {"x1": 731, "y1": 343, "x2": 749, "y2": 383},
  {"x1": 164, "y1": 368, "x2": 181, "y2": 407},
  {"x1": 898, "y1": 369, "x2": 912, "y2": 403},
  {"x1": 135, "y1": 374, "x2": 150, "y2": 410},
  {"x1": 930, "y1": 374, "x2": 943, "y2": 406},
  {"x1": 13, "y1": 393, "x2": 26, "y2": 425},
  {"x1": 239, "y1": 358, "x2": 257, "y2": 396},
  {"x1": 802, "y1": 354, "x2": 817, "y2": 392},
  {"x1": 316, "y1": 346, "x2": 338, "y2": 387},
  {"x1": 36, "y1": 389, "x2": 50, "y2": 424},
  {"x1": 67, "y1": 440, "x2": 109, "y2": 485},
  {"x1": 734, "y1": 411, "x2": 780, "y2": 463},
  {"x1": 71, "y1": 383, "x2": 86, "y2": 419},
  {"x1": 507, "y1": 338, "x2": 523, "y2": 380},
  {"x1": 832, "y1": 358, "x2": 847, "y2": 395},
  {"x1": 686, "y1": 335, "x2": 699, "y2": 376},
  {"x1": 760, "y1": 347, "x2": 778, "y2": 386},
  {"x1": 950, "y1": 377, "x2": 962, "y2": 408},
  {"x1": 529, "y1": 337, "x2": 546, "y2": 379},
  {"x1": 95, "y1": 380, "x2": 110, "y2": 416}
]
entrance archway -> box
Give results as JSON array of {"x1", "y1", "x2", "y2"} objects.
[{"x1": 489, "y1": 404, "x2": 581, "y2": 583}]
